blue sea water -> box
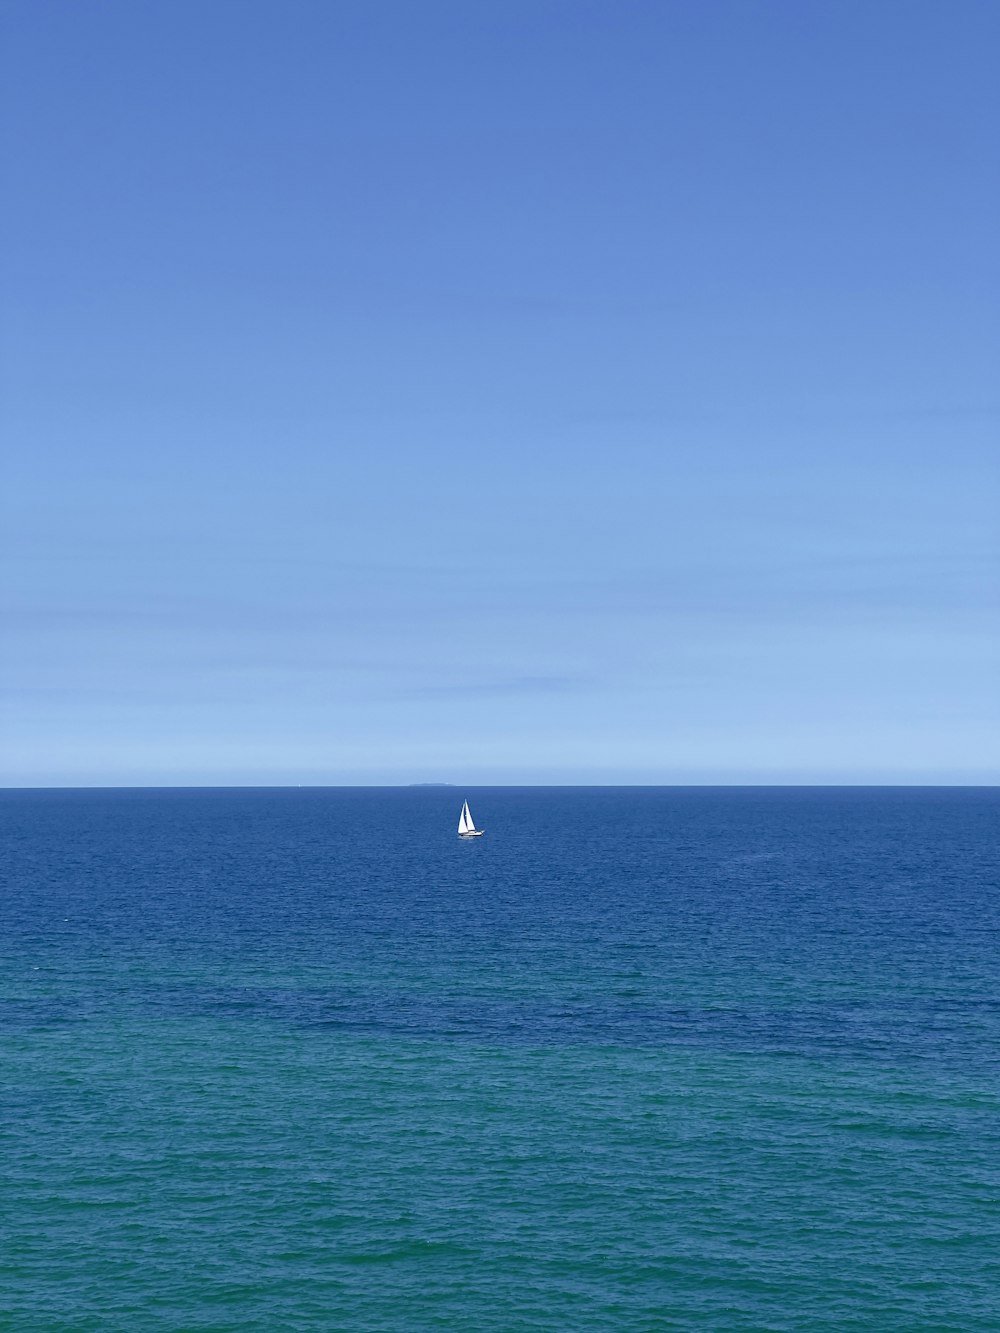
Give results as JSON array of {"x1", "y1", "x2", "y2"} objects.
[{"x1": 2, "y1": 786, "x2": 998, "y2": 1331}]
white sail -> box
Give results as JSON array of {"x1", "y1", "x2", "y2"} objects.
[{"x1": 458, "y1": 798, "x2": 484, "y2": 836}]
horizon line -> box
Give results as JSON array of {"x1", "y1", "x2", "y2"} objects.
[{"x1": 1, "y1": 782, "x2": 997, "y2": 793}]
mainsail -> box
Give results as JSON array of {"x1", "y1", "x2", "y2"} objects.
[{"x1": 458, "y1": 800, "x2": 476, "y2": 835}]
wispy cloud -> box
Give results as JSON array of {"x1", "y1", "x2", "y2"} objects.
[{"x1": 401, "y1": 674, "x2": 591, "y2": 698}]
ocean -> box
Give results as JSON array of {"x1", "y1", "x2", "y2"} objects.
[{"x1": 2, "y1": 786, "x2": 998, "y2": 1330}]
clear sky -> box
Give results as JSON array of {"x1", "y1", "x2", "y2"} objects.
[{"x1": 2, "y1": 0, "x2": 997, "y2": 785}]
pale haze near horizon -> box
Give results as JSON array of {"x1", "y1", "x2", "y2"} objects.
[{"x1": 2, "y1": 1, "x2": 997, "y2": 787}]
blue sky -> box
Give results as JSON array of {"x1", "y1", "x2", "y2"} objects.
[{"x1": 2, "y1": 0, "x2": 997, "y2": 785}]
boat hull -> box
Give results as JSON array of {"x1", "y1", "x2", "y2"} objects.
[{"x1": 458, "y1": 830, "x2": 485, "y2": 838}]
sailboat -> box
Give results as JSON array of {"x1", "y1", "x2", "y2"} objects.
[{"x1": 458, "y1": 799, "x2": 484, "y2": 838}]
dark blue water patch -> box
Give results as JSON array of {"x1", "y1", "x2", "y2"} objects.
[{"x1": 3, "y1": 978, "x2": 997, "y2": 1066}]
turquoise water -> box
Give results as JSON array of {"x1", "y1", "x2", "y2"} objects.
[{"x1": 3, "y1": 787, "x2": 998, "y2": 1330}]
